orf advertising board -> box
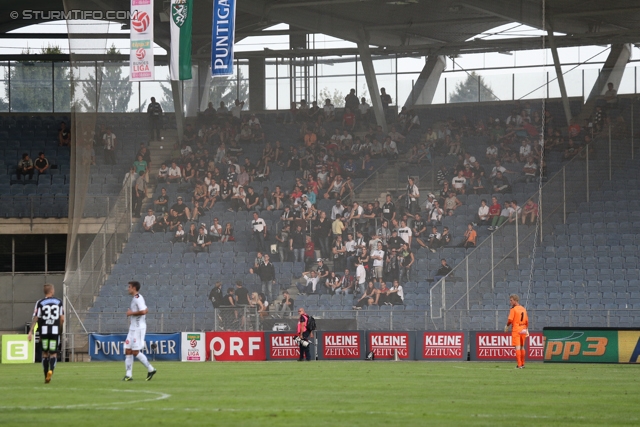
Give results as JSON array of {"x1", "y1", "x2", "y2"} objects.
[
  {"x1": 265, "y1": 332, "x2": 307, "y2": 360},
  {"x1": 543, "y1": 328, "x2": 640, "y2": 363},
  {"x1": 367, "y1": 331, "x2": 414, "y2": 360},
  {"x1": 205, "y1": 332, "x2": 266, "y2": 361},
  {"x1": 317, "y1": 331, "x2": 365, "y2": 360},
  {"x1": 416, "y1": 332, "x2": 467, "y2": 361},
  {"x1": 181, "y1": 332, "x2": 206, "y2": 362},
  {"x1": 89, "y1": 333, "x2": 180, "y2": 361},
  {"x1": 469, "y1": 332, "x2": 544, "y2": 361}
]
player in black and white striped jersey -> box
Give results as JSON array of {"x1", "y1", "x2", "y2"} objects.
[{"x1": 28, "y1": 284, "x2": 64, "y2": 384}]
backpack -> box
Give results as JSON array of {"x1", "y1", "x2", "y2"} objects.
[{"x1": 306, "y1": 315, "x2": 317, "y2": 331}]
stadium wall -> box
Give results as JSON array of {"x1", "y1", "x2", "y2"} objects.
[{"x1": 0, "y1": 273, "x2": 63, "y2": 331}]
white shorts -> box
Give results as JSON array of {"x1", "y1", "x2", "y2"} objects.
[{"x1": 124, "y1": 328, "x2": 146, "y2": 351}]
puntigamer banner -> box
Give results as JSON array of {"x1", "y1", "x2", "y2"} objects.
[
  {"x1": 543, "y1": 328, "x2": 640, "y2": 363},
  {"x1": 211, "y1": 0, "x2": 236, "y2": 76},
  {"x1": 89, "y1": 333, "x2": 180, "y2": 361}
]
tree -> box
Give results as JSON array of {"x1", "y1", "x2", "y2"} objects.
[
  {"x1": 448, "y1": 71, "x2": 498, "y2": 103},
  {"x1": 8, "y1": 45, "x2": 72, "y2": 112},
  {"x1": 78, "y1": 45, "x2": 134, "y2": 113}
]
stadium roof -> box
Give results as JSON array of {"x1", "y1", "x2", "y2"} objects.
[{"x1": 0, "y1": 0, "x2": 639, "y2": 58}]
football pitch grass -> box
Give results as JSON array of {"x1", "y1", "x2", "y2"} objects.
[{"x1": 0, "y1": 361, "x2": 638, "y2": 426}]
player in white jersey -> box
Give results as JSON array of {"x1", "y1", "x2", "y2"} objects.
[{"x1": 123, "y1": 281, "x2": 156, "y2": 381}]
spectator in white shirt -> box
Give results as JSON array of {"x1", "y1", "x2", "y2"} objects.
[
  {"x1": 476, "y1": 199, "x2": 490, "y2": 226},
  {"x1": 397, "y1": 220, "x2": 412, "y2": 246},
  {"x1": 371, "y1": 241, "x2": 385, "y2": 279},
  {"x1": 167, "y1": 162, "x2": 181, "y2": 183},
  {"x1": 143, "y1": 209, "x2": 156, "y2": 232}
]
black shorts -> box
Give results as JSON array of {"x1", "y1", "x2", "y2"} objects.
[{"x1": 40, "y1": 333, "x2": 60, "y2": 353}]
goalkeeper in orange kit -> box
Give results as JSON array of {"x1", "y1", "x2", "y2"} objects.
[{"x1": 504, "y1": 294, "x2": 529, "y2": 369}]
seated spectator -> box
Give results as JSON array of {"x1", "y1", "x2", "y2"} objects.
[
  {"x1": 492, "y1": 171, "x2": 511, "y2": 194},
  {"x1": 172, "y1": 224, "x2": 185, "y2": 243},
  {"x1": 489, "y1": 200, "x2": 513, "y2": 230},
  {"x1": 522, "y1": 156, "x2": 538, "y2": 183},
  {"x1": 486, "y1": 143, "x2": 499, "y2": 161},
  {"x1": 563, "y1": 139, "x2": 580, "y2": 159},
  {"x1": 469, "y1": 171, "x2": 487, "y2": 194},
  {"x1": 278, "y1": 291, "x2": 295, "y2": 314},
  {"x1": 192, "y1": 226, "x2": 212, "y2": 253},
  {"x1": 335, "y1": 269, "x2": 355, "y2": 295},
  {"x1": 440, "y1": 226, "x2": 452, "y2": 247},
  {"x1": 298, "y1": 270, "x2": 320, "y2": 295},
  {"x1": 427, "y1": 200, "x2": 443, "y2": 226},
  {"x1": 220, "y1": 222, "x2": 234, "y2": 243},
  {"x1": 519, "y1": 139, "x2": 532, "y2": 162},
  {"x1": 157, "y1": 163, "x2": 169, "y2": 183},
  {"x1": 387, "y1": 280, "x2": 404, "y2": 305},
  {"x1": 16, "y1": 153, "x2": 34, "y2": 180},
  {"x1": 182, "y1": 162, "x2": 196, "y2": 184},
  {"x1": 153, "y1": 212, "x2": 169, "y2": 233},
  {"x1": 325, "y1": 175, "x2": 346, "y2": 199},
  {"x1": 142, "y1": 209, "x2": 156, "y2": 232},
  {"x1": 34, "y1": 152, "x2": 50, "y2": 175},
  {"x1": 434, "y1": 258, "x2": 452, "y2": 282},
  {"x1": 167, "y1": 162, "x2": 182, "y2": 183},
  {"x1": 353, "y1": 281, "x2": 379, "y2": 309},
  {"x1": 443, "y1": 192, "x2": 462, "y2": 217},
  {"x1": 170, "y1": 196, "x2": 190, "y2": 223},
  {"x1": 461, "y1": 223, "x2": 477, "y2": 249},
  {"x1": 383, "y1": 136, "x2": 399, "y2": 160},
  {"x1": 477, "y1": 199, "x2": 490, "y2": 226}
]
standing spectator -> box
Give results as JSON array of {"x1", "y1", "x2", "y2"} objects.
[
  {"x1": 251, "y1": 212, "x2": 267, "y2": 253},
  {"x1": 133, "y1": 171, "x2": 146, "y2": 218},
  {"x1": 399, "y1": 242, "x2": 414, "y2": 283},
  {"x1": 142, "y1": 209, "x2": 155, "y2": 232},
  {"x1": 257, "y1": 254, "x2": 276, "y2": 301},
  {"x1": 296, "y1": 308, "x2": 313, "y2": 361},
  {"x1": 355, "y1": 258, "x2": 367, "y2": 296},
  {"x1": 58, "y1": 122, "x2": 71, "y2": 146},
  {"x1": 304, "y1": 236, "x2": 316, "y2": 269},
  {"x1": 16, "y1": 153, "x2": 34, "y2": 180},
  {"x1": 398, "y1": 177, "x2": 419, "y2": 215},
  {"x1": 147, "y1": 96, "x2": 163, "y2": 141},
  {"x1": 332, "y1": 235, "x2": 347, "y2": 272},
  {"x1": 34, "y1": 152, "x2": 49, "y2": 176},
  {"x1": 380, "y1": 87, "x2": 392, "y2": 113},
  {"x1": 289, "y1": 224, "x2": 306, "y2": 263},
  {"x1": 522, "y1": 199, "x2": 539, "y2": 225},
  {"x1": 275, "y1": 224, "x2": 291, "y2": 262},
  {"x1": 434, "y1": 259, "x2": 452, "y2": 282},
  {"x1": 103, "y1": 127, "x2": 117, "y2": 165},
  {"x1": 342, "y1": 108, "x2": 356, "y2": 131},
  {"x1": 397, "y1": 220, "x2": 412, "y2": 247},
  {"x1": 371, "y1": 241, "x2": 385, "y2": 280},
  {"x1": 209, "y1": 281, "x2": 223, "y2": 308}
]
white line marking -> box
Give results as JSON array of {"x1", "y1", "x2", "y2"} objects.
[{"x1": 0, "y1": 388, "x2": 170, "y2": 410}]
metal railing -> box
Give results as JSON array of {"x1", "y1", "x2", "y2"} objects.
[{"x1": 430, "y1": 121, "x2": 636, "y2": 322}]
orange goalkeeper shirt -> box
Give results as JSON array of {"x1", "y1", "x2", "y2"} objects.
[{"x1": 507, "y1": 304, "x2": 529, "y2": 334}]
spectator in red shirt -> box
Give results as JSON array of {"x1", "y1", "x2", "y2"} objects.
[
  {"x1": 304, "y1": 235, "x2": 316, "y2": 269},
  {"x1": 488, "y1": 196, "x2": 502, "y2": 226},
  {"x1": 342, "y1": 108, "x2": 356, "y2": 131}
]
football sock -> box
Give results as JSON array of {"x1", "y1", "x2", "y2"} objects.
[
  {"x1": 42, "y1": 357, "x2": 49, "y2": 376},
  {"x1": 125, "y1": 354, "x2": 134, "y2": 377},
  {"x1": 519, "y1": 350, "x2": 526, "y2": 366},
  {"x1": 135, "y1": 352, "x2": 154, "y2": 372},
  {"x1": 49, "y1": 356, "x2": 57, "y2": 372}
]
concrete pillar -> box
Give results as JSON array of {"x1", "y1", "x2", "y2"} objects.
[
  {"x1": 249, "y1": 58, "x2": 266, "y2": 111},
  {"x1": 547, "y1": 30, "x2": 572, "y2": 127},
  {"x1": 198, "y1": 60, "x2": 212, "y2": 112},
  {"x1": 357, "y1": 33, "x2": 387, "y2": 133},
  {"x1": 404, "y1": 55, "x2": 446, "y2": 107},
  {"x1": 171, "y1": 80, "x2": 184, "y2": 142},
  {"x1": 586, "y1": 44, "x2": 632, "y2": 103}
]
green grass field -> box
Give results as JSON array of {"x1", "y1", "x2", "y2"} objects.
[{"x1": 0, "y1": 361, "x2": 639, "y2": 426}]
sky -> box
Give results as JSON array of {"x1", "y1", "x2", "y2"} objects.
[{"x1": 1, "y1": 19, "x2": 639, "y2": 108}]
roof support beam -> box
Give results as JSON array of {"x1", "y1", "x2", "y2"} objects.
[
  {"x1": 357, "y1": 30, "x2": 387, "y2": 133},
  {"x1": 547, "y1": 29, "x2": 572, "y2": 127},
  {"x1": 403, "y1": 55, "x2": 445, "y2": 107}
]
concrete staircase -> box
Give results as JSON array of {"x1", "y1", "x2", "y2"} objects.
[{"x1": 144, "y1": 129, "x2": 179, "y2": 199}]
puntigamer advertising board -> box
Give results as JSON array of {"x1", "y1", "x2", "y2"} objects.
[{"x1": 543, "y1": 328, "x2": 640, "y2": 363}]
